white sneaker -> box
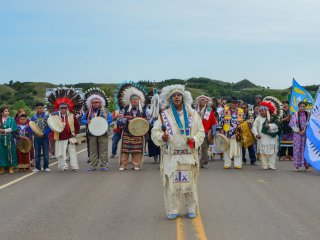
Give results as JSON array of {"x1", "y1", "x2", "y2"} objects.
[
  {"x1": 32, "y1": 168, "x2": 40, "y2": 173},
  {"x1": 133, "y1": 167, "x2": 140, "y2": 171},
  {"x1": 119, "y1": 167, "x2": 125, "y2": 171},
  {"x1": 44, "y1": 168, "x2": 51, "y2": 172}
]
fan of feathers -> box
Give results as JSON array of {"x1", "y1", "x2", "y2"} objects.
[
  {"x1": 115, "y1": 81, "x2": 147, "y2": 109},
  {"x1": 47, "y1": 88, "x2": 83, "y2": 114}
]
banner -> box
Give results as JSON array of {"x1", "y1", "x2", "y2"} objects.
[
  {"x1": 289, "y1": 78, "x2": 313, "y2": 114},
  {"x1": 304, "y1": 87, "x2": 320, "y2": 172}
]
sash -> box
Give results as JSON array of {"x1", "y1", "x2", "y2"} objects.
[{"x1": 161, "y1": 110, "x2": 192, "y2": 136}]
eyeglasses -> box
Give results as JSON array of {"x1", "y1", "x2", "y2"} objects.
[
  {"x1": 172, "y1": 93, "x2": 182, "y2": 97},
  {"x1": 59, "y1": 107, "x2": 68, "y2": 109},
  {"x1": 92, "y1": 101, "x2": 100, "y2": 104}
]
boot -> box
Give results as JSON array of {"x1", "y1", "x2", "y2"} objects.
[
  {"x1": 0, "y1": 167, "x2": 4, "y2": 174},
  {"x1": 8, "y1": 167, "x2": 15, "y2": 174}
]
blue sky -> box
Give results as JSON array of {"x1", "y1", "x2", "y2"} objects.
[{"x1": 0, "y1": 0, "x2": 319, "y2": 88}]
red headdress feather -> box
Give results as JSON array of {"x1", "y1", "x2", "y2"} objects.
[
  {"x1": 260, "y1": 101, "x2": 275, "y2": 114},
  {"x1": 47, "y1": 88, "x2": 83, "y2": 114},
  {"x1": 53, "y1": 97, "x2": 75, "y2": 111}
]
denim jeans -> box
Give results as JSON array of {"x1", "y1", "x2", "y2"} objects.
[
  {"x1": 34, "y1": 137, "x2": 49, "y2": 170},
  {"x1": 242, "y1": 144, "x2": 257, "y2": 164},
  {"x1": 112, "y1": 132, "x2": 122, "y2": 155}
]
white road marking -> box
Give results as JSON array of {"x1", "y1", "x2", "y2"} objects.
[{"x1": 0, "y1": 148, "x2": 88, "y2": 191}]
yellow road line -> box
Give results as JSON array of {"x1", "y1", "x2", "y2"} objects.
[
  {"x1": 176, "y1": 217, "x2": 185, "y2": 240},
  {"x1": 192, "y1": 214, "x2": 207, "y2": 240},
  {"x1": 0, "y1": 148, "x2": 87, "y2": 191}
]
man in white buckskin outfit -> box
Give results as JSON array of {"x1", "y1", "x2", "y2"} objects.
[{"x1": 151, "y1": 84, "x2": 205, "y2": 220}]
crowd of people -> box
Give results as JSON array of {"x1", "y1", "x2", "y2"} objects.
[{"x1": 0, "y1": 82, "x2": 312, "y2": 219}]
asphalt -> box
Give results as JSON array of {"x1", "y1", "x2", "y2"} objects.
[{"x1": 1, "y1": 140, "x2": 320, "y2": 240}]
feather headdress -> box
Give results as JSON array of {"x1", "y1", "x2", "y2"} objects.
[
  {"x1": 115, "y1": 81, "x2": 147, "y2": 111},
  {"x1": 83, "y1": 87, "x2": 109, "y2": 111},
  {"x1": 47, "y1": 88, "x2": 83, "y2": 114},
  {"x1": 150, "y1": 93, "x2": 160, "y2": 119},
  {"x1": 195, "y1": 95, "x2": 212, "y2": 105},
  {"x1": 260, "y1": 96, "x2": 283, "y2": 122},
  {"x1": 159, "y1": 84, "x2": 193, "y2": 110}
]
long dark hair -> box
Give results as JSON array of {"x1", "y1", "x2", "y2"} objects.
[
  {"x1": 297, "y1": 102, "x2": 309, "y2": 131},
  {"x1": 0, "y1": 106, "x2": 9, "y2": 127}
]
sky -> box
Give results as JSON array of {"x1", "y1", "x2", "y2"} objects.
[{"x1": 0, "y1": 0, "x2": 319, "y2": 88}]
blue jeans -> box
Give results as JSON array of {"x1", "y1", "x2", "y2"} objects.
[
  {"x1": 112, "y1": 132, "x2": 122, "y2": 155},
  {"x1": 242, "y1": 144, "x2": 257, "y2": 164},
  {"x1": 34, "y1": 137, "x2": 49, "y2": 170}
]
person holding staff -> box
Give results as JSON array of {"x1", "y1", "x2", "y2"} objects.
[{"x1": 151, "y1": 84, "x2": 205, "y2": 220}]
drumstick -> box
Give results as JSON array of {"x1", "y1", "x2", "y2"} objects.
[{"x1": 159, "y1": 109, "x2": 166, "y2": 132}]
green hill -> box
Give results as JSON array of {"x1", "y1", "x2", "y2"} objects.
[{"x1": 1, "y1": 78, "x2": 316, "y2": 116}]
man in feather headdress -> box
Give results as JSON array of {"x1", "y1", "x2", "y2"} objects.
[
  {"x1": 147, "y1": 86, "x2": 161, "y2": 163},
  {"x1": 116, "y1": 82, "x2": 149, "y2": 171},
  {"x1": 151, "y1": 84, "x2": 205, "y2": 220},
  {"x1": 195, "y1": 95, "x2": 217, "y2": 168},
  {"x1": 81, "y1": 88, "x2": 112, "y2": 171},
  {"x1": 47, "y1": 88, "x2": 82, "y2": 171},
  {"x1": 252, "y1": 97, "x2": 283, "y2": 170}
]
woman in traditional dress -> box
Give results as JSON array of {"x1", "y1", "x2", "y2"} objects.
[
  {"x1": 0, "y1": 106, "x2": 18, "y2": 174},
  {"x1": 289, "y1": 101, "x2": 310, "y2": 171}
]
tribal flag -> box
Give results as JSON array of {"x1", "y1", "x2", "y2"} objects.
[
  {"x1": 304, "y1": 87, "x2": 320, "y2": 172},
  {"x1": 289, "y1": 78, "x2": 313, "y2": 114}
]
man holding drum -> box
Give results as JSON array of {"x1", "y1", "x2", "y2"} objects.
[
  {"x1": 116, "y1": 82, "x2": 149, "y2": 171},
  {"x1": 81, "y1": 88, "x2": 112, "y2": 171},
  {"x1": 151, "y1": 84, "x2": 205, "y2": 220},
  {"x1": 30, "y1": 103, "x2": 51, "y2": 172},
  {"x1": 47, "y1": 88, "x2": 82, "y2": 171}
]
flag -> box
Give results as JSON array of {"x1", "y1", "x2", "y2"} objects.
[
  {"x1": 304, "y1": 87, "x2": 320, "y2": 172},
  {"x1": 289, "y1": 78, "x2": 313, "y2": 114}
]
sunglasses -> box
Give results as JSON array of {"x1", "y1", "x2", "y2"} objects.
[
  {"x1": 172, "y1": 93, "x2": 182, "y2": 97},
  {"x1": 59, "y1": 107, "x2": 68, "y2": 109},
  {"x1": 92, "y1": 101, "x2": 101, "y2": 104}
]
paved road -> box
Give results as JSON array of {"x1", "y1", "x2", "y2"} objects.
[{"x1": 1, "y1": 140, "x2": 320, "y2": 240}]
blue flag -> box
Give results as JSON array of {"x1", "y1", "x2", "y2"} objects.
[
  {"x1": 289, "y1": 78, "x2": 313, "y2": 114},
  {"x1": 304, "y1": 88, "x2": 320, "y2": 172}
]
